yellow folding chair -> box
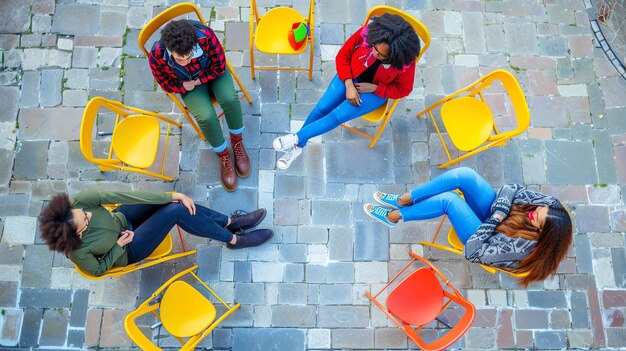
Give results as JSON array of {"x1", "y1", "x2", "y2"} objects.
[
  {"x1": 138, "y1": 2, "x2": 252, "y2": 142},
  {"x1": 80, "y1": 97, "x2": 181, "y2": 181},
  {"x1": 125, "y1": 264, "x2": 240, "y2": 350},
  {"x1": 339, "y1": 6, "x2": 431, "y2": 148},
  {"x1": 416, "y1": 69, "x2": 530, "y2": 168},
  {"x1": 249, "y1": 0, "x2": 315, "y2": 80}
]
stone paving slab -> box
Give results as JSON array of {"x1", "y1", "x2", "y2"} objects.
[{"x1": 1, "y1": 0, "x2": 626, "y2": 350}]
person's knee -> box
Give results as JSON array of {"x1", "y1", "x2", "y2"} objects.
[
  {"x1": 194, "y1": 113, "x2": 219, "y2": 129},
  {"x1": 454, "y1": 167, "x2": 477, "y2": 179},
  {"x1": 439, "y1": 191, "x2": 464, "y2": 211}
]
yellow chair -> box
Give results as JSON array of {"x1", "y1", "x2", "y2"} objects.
[
  {"x1": 80, "y1": 97, "x2": 181, "y2": 181},
  {"x1": 416, "y1": 69, "x2": 530, "y2": 168},
  {"x1": 138, "y1": 2, "x2": 252, "y2": 142},
  {"x1": 125, "y1": 264, "x2": 240, "y2": 350},
  {"x1": 249, "y1": 0, "x2": 315, "y2": 80},
  {"x1": 340, "y1": 6, "x2": 431, "y2": 148}
]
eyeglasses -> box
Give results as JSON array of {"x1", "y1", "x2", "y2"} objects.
[
  {"x1": 371, "y1": 45, "x2": 389, "y2": 60},
  {"x1": 172, "y1": 52, "x2": 193, "y2": 63}
]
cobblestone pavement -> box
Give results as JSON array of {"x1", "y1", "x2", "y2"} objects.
[{"x1": 1, "y1": 0, "x2": 626, "y2": 350}]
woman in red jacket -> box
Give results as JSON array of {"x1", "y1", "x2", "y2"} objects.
[{"x1": 272, "y1": 14, "x2": 421, "y2": 169}]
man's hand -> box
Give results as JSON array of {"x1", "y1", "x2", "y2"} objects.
[
  {"x1": 172, "y1": 192, "x2": 196, "y2": 215},
  {"x1": 183, "y1": 80, "x2": 197, "y2": 91},
  {"x1": 117, "y1": 230, "x2": 134, "y2": 247},
  {"x1": 354, "y1": 82, "x2": 377, "y2": 93}
]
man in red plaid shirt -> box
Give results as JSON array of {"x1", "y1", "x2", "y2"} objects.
[{"x1": 149, "y1": 19, "x2": 248, "y2": 191}]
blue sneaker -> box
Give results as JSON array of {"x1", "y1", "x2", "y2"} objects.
[
  {"x1": 374, "y1": 191, "x2": 402, "y2": 209},
  {"x1": 363, "y1": 203, "x2": 397, "y2": 228}
]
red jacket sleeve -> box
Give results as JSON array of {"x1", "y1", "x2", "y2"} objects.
[
  {"x1": 335, "y1": 26, "x2": 366, "y2": 82},
  {"x1": 148, "y1": 44, "x2": 186, "y2": 94},
  {"x1": 196, "y1": 27, "x2": 226, "y2": 84},
  {"x1": 374, "y1": 62, "x2": 416, "y2": 99}
]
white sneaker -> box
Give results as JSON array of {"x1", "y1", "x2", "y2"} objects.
[
  {"x1": 273, "y1": 134, "x2": 298, "y2": 152},
  {"x1": 276, "y1": 146, "x2": 303, "y2": 170}
]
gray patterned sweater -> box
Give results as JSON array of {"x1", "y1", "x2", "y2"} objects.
[{"x1": 463, "y1": 184, "x2": 563, "y2": 269}]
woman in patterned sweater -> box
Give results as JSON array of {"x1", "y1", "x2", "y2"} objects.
[{"x1": 363, "y1": 167, "x2": 572, "y2": 286}]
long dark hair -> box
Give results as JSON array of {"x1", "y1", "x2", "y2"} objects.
[
  {"x1": 496, "y1": 204, "x2": 573, "y2": 287},
  {"x1": 365, "y1": 13, "x2": 421, "y2": 69},
  {"x1": 39, "y1": 194, "x2": 81, "y2": 255}
]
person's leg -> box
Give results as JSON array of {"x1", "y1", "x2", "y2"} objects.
[
  {"x1": 405, "y1": 167, "x2": 496, "y2": 221},
  {"x1": 114, "y1": 204, "x2": 163, "y2": 229},
  {"x1": 209, "y1": 69, "x2": 250, "y2": 177},
  {"x1": 295, "y1": 92, "x2": 387, "y2": 147},
  {"x1": 183, "y1": 83, "x2": 236, "y2": 190},
  {"x1": 126, "y1": 202, "x2": 234, "y2": 263},
  {"x1": 301, "y1": 75, "x2": 349, "y2": 128}
]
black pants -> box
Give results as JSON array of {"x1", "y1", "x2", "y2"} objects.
[{"x1": 115, "y1": 203, "x2": 232, "y2": 263}]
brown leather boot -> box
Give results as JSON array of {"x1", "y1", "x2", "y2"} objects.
[
  {"x1": 217, "y1": 150, "x2": 237, "y2": 191},
  {"x1": 230, "y1": 133, "x2": 250, "y2": 178}
]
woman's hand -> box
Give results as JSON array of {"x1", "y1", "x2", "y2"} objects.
[
  {"x1": 354, "y1": 82, "x2": 378, "y2": 93},
  {"x1": 346, "y1": 85, "x2": 361, "y2": 106},
  {"x1": 172, "y1": 192, "x2": 196, "y2": 215},
  {"x1": 183, "y1": 80, "x2": 197, "y2": 91},
  {"x1": 117, "y1": 230, "x2": 134, "y2": 247},
  {"x1": 492, "y1": 213, "x2": 504, "y2": 221}
]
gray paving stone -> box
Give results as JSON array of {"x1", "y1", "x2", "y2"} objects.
[
  {"x1": 575, "y1": 205, "x2": 611, "y2": 233},
  {"x1": 279, "y1": 244, "x2": 308, "y2": 262},
  {"x1": 571, "y1": 291, "x2": 590, "y2": 328},
  {"x1": 123, "y1": 58, "x2": 153, "y2": 91},
  {"x1": 40, "y1": 69, "x2": 63, "y2": 107},
  {"x1": 39, "y1": 309, "x2": 68, "y2": 346},
  {"x1": 297, "y1": 226, "x2": 327, "y2": 244},
  {"x1": 259, "y1": 104, "x2": 290, "y2": 133},
  {"x1": 528, "y1": 291, "x2": 567, "y2": 308},
  {"x1": 320, "y1": 23, "x2": 344, "y2": 45},
  {"x1": 278, "y1": 283, "x2": 307, "y2": 305},
  {"x1": 232, "y1": 328, "x2": 306, "y2": 351},
  {"x1": 64, "y1": 69, "x2": 89, "y2": 90},
  {"x1": 328, "y1": 227, "x2": 353, "y2": 261},
  {"x1": 270, "y1": 305, "x2": 316, "y2": 327},
  {"x1": 0, "y1": 150, "x2": 15, "y2": 186},
  {"x1": 235, "y1": 282, "x2": 265, "y2": 304},
  {"x1": 354, "y1": 220, "x2": 389, "y2": 261},
  {"x1": 319, "y1": 284, "x2": 352, "y2": 305},
  {"x1": 504, "y1": 19, "x2": 538, "y2": 55},
  {"x1": 0, "y1": 0, "x2": 31, "y2": 33},
  {"x1": 332, "y1": 328, "x2": 374, "y2": 349},
  {"x1": 305, "y1": 264, "x2": 326, "y2": 283},
  {"x1": 19, "y1": 288, "x2": 72, "y2": 308},
  {"x1": 545, "y1": 140, "x2": 598, "y2": 184},
  {"x1": 462, "y1": 12, "x2": 486, "y2": 54},
  {"x1": 0, "y1": 245, "x2": 24, "y2": 265},
  {"x1": 326, "y1": 262, "x2": 354, "y2": 283},
  {"x1": 284, "y1": 263, "x2": 304, "y2": 282},
  {"x1": 611, "y1": 248, "x2": 626, "y2": 288},
  {"x1": 592, "y1": 129, "x2": 618, "y2": 184},
  {"x1": 515, "y1": 309, "x2": 549, "y2": 329},
  {"x1": 311, "y1": 200, "x2": 351, "y2": 226},
  {"x1": 89, "y1": 67, "x2": 121, "y2": 90},
  {"x1": 21, "y1": 245, "x2": 53, "y2": 288},
  {"x1": 97, "y1": 5, "x2": 127, "y2": 37},
  {"x1": 67, "y1": 329, "x2": 84, "y2": 348},
  {"x1": 538, "y1": 36, "x2": 569, "y2": 57},
  {"x1": 19, "y1": 308, "x2": 43, "y2": 347},
  {"x1": 234, "y1": 261, "x2": 252, "y2": 282},
  {"x1": 52, "y1": 4, "x2": 100, "y2": 35},
  {"x1": 0, "y1": 194, "x2": 30, "y2": 216},
  {"x1": 326, "y1": 141, "x2": 393, "y2": 183},
  {"x1": 318, "y1": 306, "x2": 370, "y2": 327},
  {"x1": 225, "y1": 22, "x2": 249, "y2": 51},
  {"x1": 0, "y1": 87, "x2": 20, "y2": 121},
  {"x1": 18, "y1": 108, "x2": 83, "y2": 141},
  {"x1": 574, "y1": 234, "x2": 594, "y2": 274},
  {"x1": 275, "y1": 175, "x2": 306, "y2": 198},
  {"x1": 465, "y1": 327, "x2": 496, "y2": 349},
  {"x1": 72, "y1": 47, "x2": 98, "y2": 68},
  {"x1": 69, "y1": 289, "x2": 89, "y2": 328},
  {"x1": 0, "y1": 281, "x2": 19, "y2": 306},
  {"x1": 197, "y1": 245, "x2": 222, "y2": 281},
  {"x1": 607, "y1": 327, "x2": 626, "y2": 347},
  {"x1": 535, "y1": 330, "x2": 567, "y2": 350},
  {"x1": 13, "y1": 141, "x2": 49, "y2": 180},
  {"x1": 209, "y1": 187, "x2": 257, "y2": 215}
]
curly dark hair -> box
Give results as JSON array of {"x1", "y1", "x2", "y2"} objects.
[
  {"x1": 161, "y1": 19, "x2": 198, "y2": 55},
  {"x1": 39, "y1": 193, "x2": 81, "y2": 255},
  {"x1": 366, "y1": 13, "x2": 421, "y2": 70}
]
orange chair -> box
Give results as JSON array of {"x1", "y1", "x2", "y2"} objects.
[
  {"x1": 138, "y1": 2, "x2": 252, "y2": 142},
  {"x1": 249, "y1": 0, "x2": 315, "y2": 80},
  {"x1": 416, "y1": 69, "x2": 530, "y2": 168},
  {"x1": 366, "y1": 252, "x2": 476, "y2": 351},
  {"x1": 80, "y1": 97, "x2": 181, "y2": 181},
  {"x1": 125, "y1": 264, "x2": 240, "y2": 350}
]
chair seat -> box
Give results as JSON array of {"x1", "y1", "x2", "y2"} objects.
[
  {"x1": 360, "y1": 101, "x2": 389, "y2": 123},
  {"x1": 447, "y1": 228, "x2": 464, "y2": 251},
  {"x1": 441, "y1": 97, "x2": 494, "y2": 151},
  {"x1": 255, "y1": 7, "x2": 308, "y2": 54},
  {"x1": 145, "y1": 234, "x2": 172, "y2": 260},
  {"x1": 111, "y1": 116, "x2": 160, "y2": 168},
  {"x1": 386, "y1": 268, "x2": 444, "y2": 326},
  {"x1": 161, "y1": 281, "x2": 217, "y2": 337}
]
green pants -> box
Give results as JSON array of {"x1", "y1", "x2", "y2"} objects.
[{"x1": 181, "y1": 69, "x2": 243, "y2": 151}]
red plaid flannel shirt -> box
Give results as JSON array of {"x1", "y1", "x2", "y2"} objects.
[{"x1": 149, "y1": 25, "x2": 226, "y2": 94}]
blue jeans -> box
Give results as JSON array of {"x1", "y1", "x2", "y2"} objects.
[
  {"x1": 296, "y1": 75, "x2": 387, "y2": 147},
  {"x1": 398, "y1": 167, "x2": 496, "y2": 243},
  {"x1": 115, "y1": 203, "x2": 233, "y2": 263}
]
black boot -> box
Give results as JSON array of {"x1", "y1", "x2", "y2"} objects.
[
  {"x1": 227, "y1": 209, "x2": 267, "y2": 233},
  {"x1": 227, "y1": 229, "x2": 274, "y2": 250}
]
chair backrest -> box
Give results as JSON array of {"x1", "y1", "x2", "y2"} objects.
[
  {"x1": 364, "y1": 6, "x2": 431, "y2": 63},
  {"x1": 251, "y1": 0, "x2": 314, "y2": 25},
  {"x1": 386, "y1": 268, "x2": 444, "y2": 326},
  {"x1": 138, "y1": 2, "x2": 206, "y2": 57}
]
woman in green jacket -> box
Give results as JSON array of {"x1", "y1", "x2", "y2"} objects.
[{"x1": 39, "y1": 190, "x2": 272, "y2": 277}]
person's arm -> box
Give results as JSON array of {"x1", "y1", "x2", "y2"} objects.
[
  {"x1": 490, "y1": 184, "x2": 525, "y2": 218},
  {"x1": 148, "y1": 49, "x2": 186, "y2": 94},
  {"x1": 73, "y1": 190, "x2": 173, "y2": 208},
  {"x1": 196, "y1": 27, "x2": 226, "y2": 84},
  {"x1": 463, "y1": 216, "x2": 536, "y2": 269},
  {"x1": 335, "y1": 26, "x2": 366, "y2": 82},
  {"x1": 373, "y1": 62, "x2": 416, "y2": 99},
  {"x1": 69, "y1": 243, "x2": 127, "y2": 277}
]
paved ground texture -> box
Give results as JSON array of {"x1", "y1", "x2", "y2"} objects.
[{"x1": 1, "y1": 0, "x2": 626, "y2": 350}]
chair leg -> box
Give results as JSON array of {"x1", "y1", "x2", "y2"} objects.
[{"x1": 308, "y1": 37, "x2": 314, "y2": 81}]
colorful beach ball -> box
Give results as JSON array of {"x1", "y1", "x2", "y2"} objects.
[{"x1": 288, "y1": 22, "x2": 309, "y2": 50}]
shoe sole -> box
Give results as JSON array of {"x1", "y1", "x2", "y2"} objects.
[
  {"x1": 373, "y1": 193, "x2": 399, "y2": 209},
  {"x1": 228, "y1": 230, "x2": 274, "y2": 250},
  {"x1": 363, "y1": 203, "x2": 396, "y2": 228},
  {"x1": 236, "y1": 168, "x2": 250, "y2": 178},
  {"x1": 222, "y1": 179, "x2": 237, "y2": 192}
]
